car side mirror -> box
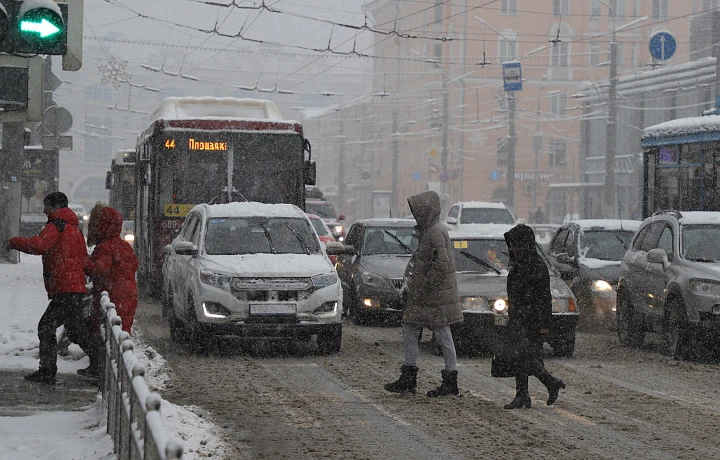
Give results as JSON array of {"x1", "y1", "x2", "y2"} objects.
[
  {"x1": 325, "y1": 242, "x2": 355, "y2": 256},
  {"x1": 647, "y1": 248, "x2": 670, "y2": 268},
  {"x1": 338, "y1": 215, "x2": 346, "y2": 221},
  {"x1": 162, "y1": 244, "x2": 172, "y2": 255},
  {"x1": 446, "y1": 216, "x2": 458, "y2": 225},
  {"x1": 557, "y1": 253, "x2": 576, "y2": 265},
  {"x1": 174, "y1": 241, "x2": 197, "y2": 256}
]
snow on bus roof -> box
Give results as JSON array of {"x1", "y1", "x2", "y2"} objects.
[
  {"x1": 199, "y1": 202, "x2": 308, "y2": 219},
  {"x1": 642, "y1": 114, "x2": 720, "y2": 140},
  {"x1": 147, "y1": 97, "x2": 288, "y2": 124}
]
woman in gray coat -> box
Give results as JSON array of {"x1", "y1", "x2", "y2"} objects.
[{"x1": 384, "y1": 191, "x2": 464, "y2": 396}]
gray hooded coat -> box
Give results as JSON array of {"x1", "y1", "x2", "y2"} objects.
[{"x1": 403, "y1": 191, "x2": 464, "y2": 327}]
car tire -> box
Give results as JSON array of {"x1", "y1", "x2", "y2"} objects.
[
  {"x1": 186, "y1": 294, "x2": 213, "y2": 354},
  {"x1": 165, "y1": 290, "x2": 188, "y2": 343},
  {"x1": 616, "y1": 288, "x2": 645, "y2": 347},
  {"x1": 665, "y1": 297, "x2": 695, "y2": 360},
  {"x1": 551, "y1": 336, "x2": 575, "y2": 357},
  {"x1": 317, "y1": 323, "x2": 342, "y2": 354},
  {"x1": 349, "y1": 284, "x2": 366, "y2": 326}
]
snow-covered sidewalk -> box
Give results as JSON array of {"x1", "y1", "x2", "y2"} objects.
[{"x1": 0, "y1": 255, "x2": 233, "y2": 459}]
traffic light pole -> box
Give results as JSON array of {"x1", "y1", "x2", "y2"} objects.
[{"x1": 0, "y1": 122, "x2": 24, "y2": 263}]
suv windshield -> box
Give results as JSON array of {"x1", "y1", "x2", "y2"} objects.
[
  {"x1": 580, "y1": 230, "x2": 635, "y2": 261},
  {"x1": 460, "y1": 208, "x2": 515, "y2": 225},
  {"x1": 306, "y1": 201, "x2": 337, "y2": 220},
  {"x1": 682, "y1": 225, "x2": 720, "y2": 262},
  {"x1": 362, "y1": 227, "x2": 418, "y2": 255},
  {"x1": 204, "y1": 217, "x2": 320, "y2": 255}
]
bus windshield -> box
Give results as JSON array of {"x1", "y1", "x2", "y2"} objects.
[{"x1": 204, "y1": 217, "x2": 320, "y2": 255}]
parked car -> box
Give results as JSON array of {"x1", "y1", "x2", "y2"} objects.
[
  {"x1": 447, "y1": 226, "x2": 579, "y2": 356},
  {"x1": 617, "y1": 210, "x2": 720, "y2": 359},
  {"x1": 307, "y1": 213, "x2": 337, "y2": 264},
  {"x1": 306, "y1": 199, "x2": 346, "y2": 242},
  {"x1": 161, "y1": 202, "x2": 345, "y2": 354},
  {"x1": 335, "y1": 218, "x2": 418, "y2": 324},
  {"x1": 547, "y1": 219, "x2": 641, "y2": 329},
  {"x1": 445, "y1": 201, "x2": 516, "y2": 230}
]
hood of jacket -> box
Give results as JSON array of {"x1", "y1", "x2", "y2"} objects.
[
  {"x1": 407, "y1": 191, "x2": 441, "y2": 233},
  {"x1": 504, "y1": 224, "x2": 538, "y2": 266},
  {"x1": 95, "y1": 206, "x2": 123, "y2": 243},
  {"x1": 49, "y1": 206, "x2": 80, "y2": 228}
]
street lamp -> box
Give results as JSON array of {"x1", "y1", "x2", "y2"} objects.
[
  {"x1": 598, "y1": 0, "x2": 647, "y2": 217},
  {"x1": 373, "y1": 92, "x2": 400, "y2": 218}
]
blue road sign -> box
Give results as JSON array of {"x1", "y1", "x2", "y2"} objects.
[
  {"x1": 490, "y1": 170, "x2": 500, "y2": 181},
  {"x1": 413, "y1": 171, "x2": 422, "y2": 182},
  {"x1": 502, "y1": 61, "x2": 522, "y2": 92},
  {"x1": 649, "y1": 32, "x2": 676, "y2": 61}
]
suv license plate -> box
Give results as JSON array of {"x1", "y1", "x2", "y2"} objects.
[
  {"x1": 250, "y1": 304, "x2": 297, "y2": 315},
  {"x1": 494, "y1": 315, "x2": 508, "y2": 326}
]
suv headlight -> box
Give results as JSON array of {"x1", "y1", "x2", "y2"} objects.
[
  {"x1": 689, "y1": 279, "x2": 720, "y2": 297},
  {"x1": 360, "y1": 270, "x2": 391, "y2": 289},
  {"x1": 591, "y1": 280, "x2": 613, "y2": 292},
  {"x1": 460, "y1": 296, "x2": 490, "y2": 312},
  {"x1": 199, "y1": 270, "x2": 232, "y2": 291},
  {"x1": 312, "y1": 272, "x2": 338, "y2": 287}
]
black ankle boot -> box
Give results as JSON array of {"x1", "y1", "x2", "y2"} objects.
[
  {"x1": 504, "y1": 391, "x2": 531, "y2": 409},
  {"x1": 384, "y1": 364, "x2": 418, "y2": 394},
  {"x1": 426, "y1": 370, "x2": 459, "y2": 397},
  {"x1": 545, "y1": 377, "x2": 566, "y2": 406}
]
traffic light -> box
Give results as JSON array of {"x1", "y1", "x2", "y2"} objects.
[{"x1": 0, "y1": 0, "x2": 67, "y2": 55}]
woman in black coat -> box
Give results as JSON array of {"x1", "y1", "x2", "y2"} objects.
[{"x1": 503, "y1": 224, "x2": 566, "y2": 409}]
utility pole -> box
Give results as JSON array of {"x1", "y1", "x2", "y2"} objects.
[
  {"x1": 604, "y1": 28, "x2": 618, "y2": 218},
  {"x1": 435, "y1": 0, "x2": 449, "y2": 206},
  {"x1": 337, "y1": 115, "x2": 346, "y2": 209},
  {"x1": 391, "y1": 107, "x2": 399, "y2": 218},
  {"x1": 507, "y1": 93, "x2": 516, "y2": 212}
]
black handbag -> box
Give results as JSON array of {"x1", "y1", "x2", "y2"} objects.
[{"x1": 490, "y1": 325, "x2": 531, "y2": 378}]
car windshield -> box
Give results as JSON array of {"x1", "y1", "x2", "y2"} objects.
[
  {"x1": 306, "y1": 202, "x2": 337, "y2": 220},
  {"x1": 452, "y1": 238, "x2": 510, "y2": 273},
  {"x1": 362, "y1": 227, "x2": 418, "y2": 255},
  {"x1": 579, "y1": 230, "x2": 635, "y2": 261},
  {"x1": 682, "y1": 225, "x2": 720, "y2": 262},
  {"x1": 309, "y1": 217, "x2": 331, "y2": 237},
  {"x1": 459, "y1": 208, "x2": 515, "y2": 225},
  {"x1": 204, "y1": 217, "x2": 320, "y2": 255}
]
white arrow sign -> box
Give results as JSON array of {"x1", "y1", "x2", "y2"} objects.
[{"x1": 20, "y1": 19, "x2": 60, "y2": 38}]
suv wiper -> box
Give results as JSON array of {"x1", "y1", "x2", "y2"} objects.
[
  {"x1": 687, "y1": 256, "x2": 716, "y2": 263},
  {"x1": 284, "y1": 223, "x2": 310, "y2": 254},
  {"x1": 458, "y1": 250, "x2": 502, "y2": 274},
  {"x1": 615, "y1": 234, "x2": 628, "y2": 250},
  {"x1": 382, "y1": 229, "x2": 413, "y2": 254}
]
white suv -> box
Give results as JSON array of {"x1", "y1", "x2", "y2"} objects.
[
  {"x1": 161, "y1": 202, "x2": 344, "y2": 353},
  {"x1": 617, "y1": 211, "x2": 720, "y2": 359},
  {"x1": 445, "y1": 201, "x2": 516, "y2": 229}
]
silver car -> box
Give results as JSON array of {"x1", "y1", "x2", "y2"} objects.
[
  {"x1": 617, "y1": 210, "x2": 720, "y2": 359},
  {"x1": 448, "y1": 227, "x2": 579, "y2": 356},
  {"x1": 161, "y1": 202, "x2": 344, "y2": 353}
]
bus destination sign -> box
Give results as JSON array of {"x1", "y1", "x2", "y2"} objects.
[{"x1": 163, "y1": 138, "x2": 229, "y2": 151}]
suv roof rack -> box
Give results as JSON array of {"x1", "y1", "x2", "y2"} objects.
[{"x1": 651, "y1": 209, "x2": 683, "y2": 219}]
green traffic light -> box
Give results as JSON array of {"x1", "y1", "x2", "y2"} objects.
[{"x1": 20, "y1": 18, "x2": 61, "y2": 38}]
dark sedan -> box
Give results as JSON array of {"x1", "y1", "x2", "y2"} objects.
[{"x1": 335, "y1": 219, "x2": 418, "y2": 324}]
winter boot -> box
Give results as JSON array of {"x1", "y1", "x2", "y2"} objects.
[
  {"x1": 24, "y1": 370, "x2": 56, "y2": 384},
  {"x1": 77, "y1": 365, "x2": 100, "y2": 381},
  {"x1": 504, "y1": 375, "x2": 531, "y2": 409},
  {"x1": 535, "y1": 369, "x2": 565, "y2": 405},
  {"x1": 384, "y1": 364, "x2": 418, "y2": 394},
  {"x1": 426, "y1": 369, "x2": 459, "y2": 397}
]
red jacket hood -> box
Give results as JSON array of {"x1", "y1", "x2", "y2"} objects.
[
  {"x1": 96, "y1": 207, "x2": 123, "y2": 242},
  {"x1": 49, "y1": 207, "x2": 80, "y2": 227}
]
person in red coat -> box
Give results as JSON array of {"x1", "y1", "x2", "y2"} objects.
[
  {"x1": 85, "y1": 206, "x2": 138, "y2": 342},
  {"x1": 7, "y1": 192, "x2": 98, "y2": 384}
]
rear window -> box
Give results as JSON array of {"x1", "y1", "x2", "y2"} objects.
[
  {"x1": 460, "y1": 208, "x2": 515, "y2": 225},
  {"x1": 306, "y1": 201, "x2": 337, "y2": 220},
  {"x1": 580, "y1": 230, "x2": 635, "y2": 261}
]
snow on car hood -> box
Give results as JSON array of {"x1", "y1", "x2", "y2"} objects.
[
  {"x1": 360, "y1": 255, "x2": 413, "y2": 279},
  {"x1": 200, "y1": 253, "x2": 334, "y2": 277},
  {"x1": 456, "y1": 271, "x2": 573, "y2": 300}
]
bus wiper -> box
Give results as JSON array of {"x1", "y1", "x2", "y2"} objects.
[
  {"x1": 382, "y1": 230, "x2": 413, "y2": 254},
  {"x1": 458, "y1": 250, "x2": 501, "y2": 274},
  {"x1": 285, "y1": 223, "x2": 310, "y2": 254}
]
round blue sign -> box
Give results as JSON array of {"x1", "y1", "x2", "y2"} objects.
[
  {"x1": 490, "y1": 170, "x2": 500, "y2": 181},
  {"x1": 649, "y1": 32, "x2": 676, "y2": 61},
  {"x1": 413, "y1": 171, "x2": 422, "y2": 182}
]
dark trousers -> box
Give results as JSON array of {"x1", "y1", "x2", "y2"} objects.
[
  {"x1": 38, "y1": 293, "x2": 98, "y2": 376},
  {"x1": 515, "y1": 333, "x2": 553, "y2": 392}
]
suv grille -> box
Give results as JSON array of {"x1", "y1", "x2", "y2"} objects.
[
  {"x1": 231, "y1": 278, "x2": 312, "y2": 301},
  {"x1": 391, "y1": 278, "x2": 404, "y2": 290}
]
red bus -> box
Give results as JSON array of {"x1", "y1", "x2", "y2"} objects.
[
  {"x1": 106, "y1": 149, "x2": 136, "y2": 220},
  {"x1": 134, "y1": 97, "x2": 316, "y2": 294}
]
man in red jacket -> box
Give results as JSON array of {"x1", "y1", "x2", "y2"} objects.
[
  {"x1": 84, "y1": 206, "x2": 138, "y2": 379},
  {"x1": 7, "y1": 192, "x2": 98, "y2": 384}
]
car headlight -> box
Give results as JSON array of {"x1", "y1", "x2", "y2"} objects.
[
  {"x1": 492, "y1": 298, "x2": 508, "y2": 312},
  {"x1": 333, "y1": 224, "x2": 344, "y2": 234},
  {"x1": 689, "y1": 279, "x2": 720, "y2": 297},
  {"x1": 552, "y1": 297, "x2": 577, "y2": 313},
  {"x1": 591, "y1": 280, "x2": 613, "y2": 292},
  {"x1": 123, "y1": 233, "x2": 135, "y2": 243},
  {"x1": 312, "y1": 272, "x2": 338, "y2": 287},
  {"x1": 460, "y1": 296, "x2": 490, "y2": 311},
  {"x1": 199, "y1": 270, "x2": 232, "y2": 291},
  {"x1": 359, "y1": 270, "x2": 391, "y2": 289}
]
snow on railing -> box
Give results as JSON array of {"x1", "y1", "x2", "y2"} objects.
[{"x1": 100, "y1": 291, "x2": 184, "y2": 459}]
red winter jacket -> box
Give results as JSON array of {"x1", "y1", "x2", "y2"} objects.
[
  {"x1": 9, "y1": 207, "x2": 88, "y2": 297},
  {"x1": 85, "y1": 207, "x2": 138, "y2": 333}
]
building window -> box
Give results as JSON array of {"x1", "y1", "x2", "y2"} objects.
[
  {"x1": 553, "y1": 0, "x2": 569, "y2": 16},
  {"x1": 704, "y1": 0, "x2": 719, "y2": 11},
  {"x1": 652, "y1": 0, "x2": 669, "y2": 21},
  {"x1": 609, "y1": 0, "x2": 626, "y2": 19},
  {"x1": 498, "y1": 30, "x2": 518, "y2": 62},
  {"x1": 591, "y1": 0, "x2": 602, "y2": 17},
  {"x1": 589, "y1": 41, "x2": 600, "y2": 65},
  {"x1": 549, "y1": 140, "x2": 567, "y2": 166},
  {"x1": 550, "y1": 92, "x2": 567, "y2": 117},
  {"x1": 501, "y1": 0, "x2": 517, "y2": 15},
  {"x1": 551, "y1": 42, "x2": 570, "y2": 78}
]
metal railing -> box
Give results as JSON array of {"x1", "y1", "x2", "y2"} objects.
[{"x1": 100, "y1": 291, "x2": 184, "y2": 459}]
